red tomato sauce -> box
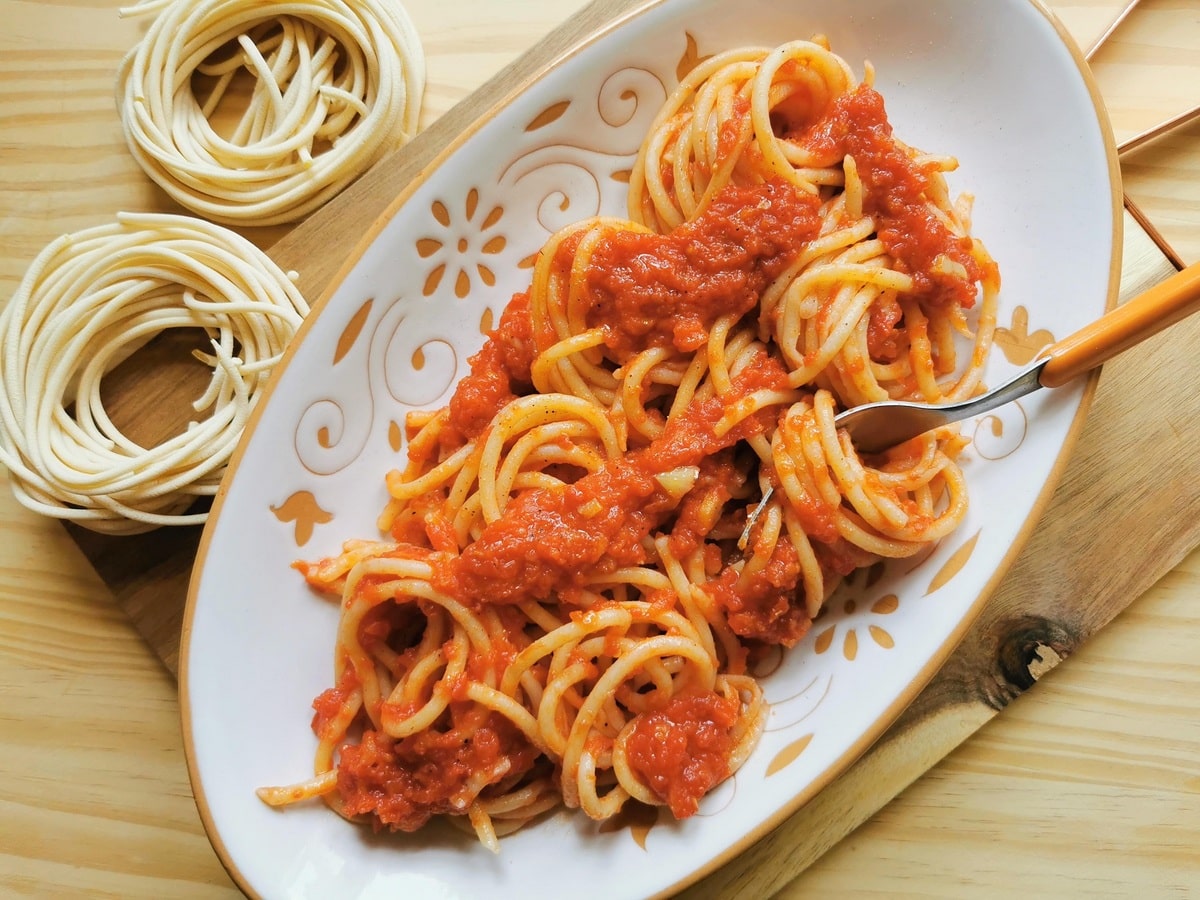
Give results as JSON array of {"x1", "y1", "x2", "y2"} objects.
[
  {"x1": 336, "y1": 713, "x2": 539, "y2": 832},
  {"x1": 866, "y1": 292, "x2": 905, "y2": 361},
  {"x1": 437, "y1": 457, "x2": 664, "y2": 605},
  {"x1": 585, "y1": 178, "x2": 822, "y2": 358},
  {"x1": 705, "y1": 526, "x2": 811, "y2": 646},
  {"x1": 622, "y1": 689, "x2": 740, "y2": 818},
  {"x1": 311, "y1": 671, "x2": 359, "y2": 741},
  {"x1": 389, "y1": 489, "x2": 459, "y2": 553},
  {"x1": 665, "y1": 450, "x2": 747, "y2": 558},
  {"x1": 795, "y1": 85, "x2": 995, "y2": 309},
  {"x1": 813, "y1": 535, "x2": 874, "y2": 581},
  {"x1": 447, "y1": 291, "x2": 535, "y2": 442}
]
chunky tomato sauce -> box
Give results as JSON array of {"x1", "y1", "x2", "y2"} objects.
[
  {"x1": 336, "y1": 713, "x2": 539, "y2": 833},
  {"x1": 706, "y1": 530, "x2": 808, "y2": 645},
  {"x1": 623, "y1": 689, "x2": 740, "y2": 818},
  {"x1": 795, "y1": 85, "x2": 996, "y2": 310},
  {"x1": 585, "y1": 179, "x2": 821, "y2": 357},
  {"x1": 866, "y1": 292, "x2": 905, "y2": 361},
  {"x1": 311, "y1": 671, "x2": 359, "y2": 741},
  {"x1": 446, "y1": 291, "x2": 535, "y2": 442},
  {"x1": 665, "y1": 450, "x2": 746, "y2": 558}
]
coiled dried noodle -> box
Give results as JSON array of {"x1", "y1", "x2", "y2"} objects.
[
  {"x1": 116, "y1": 0, "x2": 426, "y2": 225},
  {"x1": 0, "y1": 213, "x2": 310, "y2": 534}
]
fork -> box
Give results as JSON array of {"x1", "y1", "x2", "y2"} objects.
[{"x1": 834, "y1": 259, "x2": 1200, "y2": 453}]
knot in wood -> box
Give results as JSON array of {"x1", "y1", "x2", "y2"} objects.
[{"x1": 983, "y1": 615, "x2": 1077, "y2": 709}]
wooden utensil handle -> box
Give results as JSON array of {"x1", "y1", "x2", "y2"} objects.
[{"x1": 1040, "y1": 260, "x2": 1200, "y2": 388}]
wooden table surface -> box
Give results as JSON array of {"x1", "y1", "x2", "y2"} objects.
[{"x1": 2, "y1": 0, "x2": 1199, "y2": 897}]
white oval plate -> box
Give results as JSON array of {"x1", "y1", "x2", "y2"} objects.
[{"x1": 182, "y1": 1, "x2": 1121, "y2": 897}]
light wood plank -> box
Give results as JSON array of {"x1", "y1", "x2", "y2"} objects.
[
  {"x1": 0, "y1": 1, "x2": 1198, "y2": 897},
  {"x1": 1090, "y1": 0, "x2": 1200, "y2": 261}
]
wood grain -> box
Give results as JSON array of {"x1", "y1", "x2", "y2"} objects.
[
  {"x1": 1, "y1": 0, "x2": 1199, "y2": 897},
  {"x1": 1091, "y1": 0, "x2": 1200, "y2": 262}
]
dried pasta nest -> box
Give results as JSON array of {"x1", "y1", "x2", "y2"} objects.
[
  {"x1": 0, "y1": 212, "x2": 310, "y2": 534},
  {"x1": 115, "y1": 0, "x2": 426, "y2": 226}
]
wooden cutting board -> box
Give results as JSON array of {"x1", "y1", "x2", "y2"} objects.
[{"x1": 62, "y1": 1, "x2": 1197, "y2": 896}]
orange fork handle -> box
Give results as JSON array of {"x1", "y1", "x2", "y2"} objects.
[{"x1": 1040, "y1": 260, "x2": 1200, "y2": 389}]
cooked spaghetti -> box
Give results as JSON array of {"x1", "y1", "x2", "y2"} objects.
[{"x1": 257, "y1": 37, "x2": 1000, "y2": 850}]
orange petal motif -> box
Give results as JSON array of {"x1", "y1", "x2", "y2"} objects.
[
  {"x1": 813, "y1": 625, "x2": 835, "y2": 654},
  {"x1": 526, "y1": 100, "x2": 571, "y2": 131},
  {"x1": 926, "y1": 529, "x2": 981, "y2": 595},
  {"x1": 478, "y1": 308, "x2": 494, "y2": 334},
  {"x1": 843, "y1": 629, "x2": 858, "y2": 661},
  {"x1": 871, "y1": 593, "x2": 899, "y2": 615},
  {"x1": 766, "y1": 734, "x2": 814, "y2": 776},
  {"x1": 423, "y1": 264, "x2": 445, "y2": 296},
  {"x1": 333, "y1": 299, "x2": 373, "y2": 365},
  {"x1": 481, "y1": 206, "x2": 504, "y2": 229},
  {"x1": 869, "y1": 625, "x2": 895, "y2": 649}
]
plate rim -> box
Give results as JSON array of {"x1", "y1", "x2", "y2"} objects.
[{"x1": 178, "y1": 0, "x2": 1125, "y2": 896}]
